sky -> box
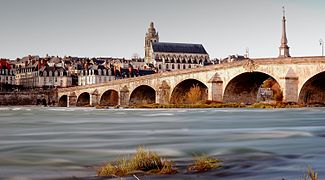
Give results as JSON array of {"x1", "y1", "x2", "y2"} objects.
[{"x1": 0, "y1": 0, "x2": 325, "y2": 59}]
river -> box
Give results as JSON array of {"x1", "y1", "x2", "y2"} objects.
[{"x1": 0, "y1": 107, "x2": 325, "y2": 179}]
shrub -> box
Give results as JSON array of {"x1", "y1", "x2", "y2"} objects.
[{"x1": 187, "y1": 84, "x2": 202, "y2": 104}]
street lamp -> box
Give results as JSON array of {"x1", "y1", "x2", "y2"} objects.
[{"x1": 320, "y1": 39, "x2": 324, "y2": 56}]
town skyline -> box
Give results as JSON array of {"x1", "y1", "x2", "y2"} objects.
[{"x1": 1, "y1": 0, "x2": 325, "y2": 59}]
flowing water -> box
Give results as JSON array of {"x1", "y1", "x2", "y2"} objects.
[{"x1": 0, "y1": 107, "x2": 325, "y2": 180}]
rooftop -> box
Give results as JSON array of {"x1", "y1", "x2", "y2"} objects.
[{"x1": 152, "y1": 42, "x2": 208, "y2": 54}]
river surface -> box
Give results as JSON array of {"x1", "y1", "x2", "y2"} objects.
[{"x1": 0, "y1": 107, "x2": 325, "y2": 180}]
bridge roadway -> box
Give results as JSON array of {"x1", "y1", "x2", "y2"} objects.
[{"x1": 57, "y1": 56, "x2": 325, "y2": 107}]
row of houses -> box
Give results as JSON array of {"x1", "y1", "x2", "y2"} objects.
[{"x1": 0, "y1": 56, "x2": 156, "y2": 90}]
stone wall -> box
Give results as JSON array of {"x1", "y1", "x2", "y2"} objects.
[{"x1": 0, "y1": 90, "x2": 57, "y2": 106}]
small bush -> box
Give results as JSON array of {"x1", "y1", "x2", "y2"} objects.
[
  {"x1": 187, "y1": 84, "x2": 202, "y2": 104},
  {"x1": 187, "y1": 154, "x2": 222, "y2": 173}
]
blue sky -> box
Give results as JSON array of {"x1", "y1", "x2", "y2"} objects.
[{"x1": 0, "y1": 0, "x2": 324, "y2": 59}]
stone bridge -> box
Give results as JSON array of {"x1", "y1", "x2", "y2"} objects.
[{"x1": 57, "y1": 56, "x2": 325, "y2": 107}]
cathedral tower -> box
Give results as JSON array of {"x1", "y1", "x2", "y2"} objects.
[
  {"x1": 279, "y1": 7, "x2": 290, "y2": 58},
  {"x1": 144, "y1": 22, "x2": 159, "y2": 63}
]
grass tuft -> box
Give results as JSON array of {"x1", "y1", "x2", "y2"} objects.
[
  {"x1": 187, "y1": 154, "x2": 222, "y2": 173},
  {"x1": 130, "y1": 146, "x2": 163, "y2": 171},
  {"x1": 97, "y1": 147, "x2": 177, "y2": 177},
  {"x1": 97, "y1": 157, "x2": 130, "y2": 177},
  {"x1": 304, "y1": 166, "x2": 318, "y2": 180},
  {"x1": 159, "y1": 160, "x2": 178, "y2": 174}
]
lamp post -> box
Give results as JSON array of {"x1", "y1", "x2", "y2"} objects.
[{"x1": 320, "y1": 39, "x2": 324, "y2": 56}]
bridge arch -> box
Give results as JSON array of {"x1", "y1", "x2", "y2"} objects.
[
  {"x1": 298, "y1": 71, "x2": 325, "y2": 105},
  {"x1": 100, "y1": 90, "x2": 119, "y2": 106},
  {"x1": 170, "y1": 79, "x2": 208, "y2": 104},
  {"x1": 223, "y1": 72, "x2": 282, "y2": 104},
  {"x1": 58, "y1": 95, "x2": 68, "y2": 107},
  {"x1": 76, "y1": 92, "x2": 90, "y2": 107},
  {"x1": 129, "y1": 85, "x2": 156, "y2": 105}
]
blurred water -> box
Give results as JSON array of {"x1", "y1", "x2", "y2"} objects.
[{"x1": 0, "y1": 107, "x2": 325, "y2": 179}]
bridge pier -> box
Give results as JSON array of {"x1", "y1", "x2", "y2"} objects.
[
  {"x1": 281, "y1": 68, "x2": 299, "y2": 103},
  {"x1": 157, "y1": 81, "x2": 170, "y2": 104},
  {"x1": 90, "y1": 93, "x2": 99, "y2": 107},
  {"x1": 208, "y1": 76, "x2": 223, "y2": 102},
  {"x1": 282, "y1": 77, "x2": 299, "y2": 103},
  {"x1": 120, "y1": 86, "x2": 130, "y2": 106},
  {"x1": 89, "y1": 90, "x2": 99, "y2": 107},
  {"x1": 68, "y1": 94, "x2": 77, "y2": 107}
]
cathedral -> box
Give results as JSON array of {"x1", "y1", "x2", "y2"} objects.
[{"x1": 144, "y1": 22, "x2": 211, "y2": 72}]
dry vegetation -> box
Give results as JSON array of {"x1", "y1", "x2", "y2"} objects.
[
  {"x1": 97, "y1": 147, "x2": 319, "y2": 179},
  {"x1": 128, "y1": 101, "x2": 302, "y2": 109},
  {"x1": 187, "y1": 154, "x2": 222, "y2": 173},
  {"x1": 97, "y1": 147, "x2": 177, "y2": 177},
  {"x1": 304, "y1": 166, "x2": 318, "y2": 180},
  {"x1": 187, "y1": 84, "x2": 202, "y2": 104},
  {"x1": 262, "y1": 78, "x2": 283, "y2": 101}
]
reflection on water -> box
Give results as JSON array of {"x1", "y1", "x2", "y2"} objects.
[{"x1": 0, "y1": 107, "x2": 325, "y2": 179}]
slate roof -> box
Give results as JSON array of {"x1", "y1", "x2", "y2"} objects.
[{"x1": 152, "y1": 42, "x2": 208, "y2": 54}]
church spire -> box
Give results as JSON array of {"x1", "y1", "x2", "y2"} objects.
[
  {"x1": 144, "y1": 22, "x2": 159, "y2": 63},
  {"x1": 279, "y1": 6, "x2": 290, "y2": 58}
]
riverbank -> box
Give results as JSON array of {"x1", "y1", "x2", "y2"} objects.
[{"x1": 96, "y1": 102, "x2": 303, "y2": 109}]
